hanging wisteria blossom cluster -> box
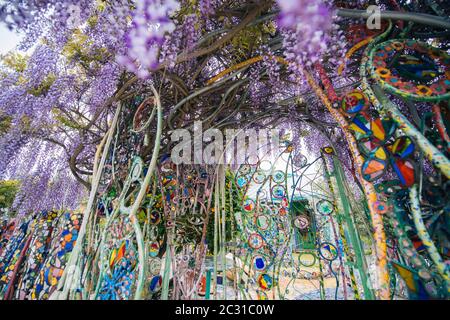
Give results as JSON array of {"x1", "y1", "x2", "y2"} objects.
[
  {"x1": 116, "y1": 0, "x2": 181, "y2": 79},
  {"x1": 277, "y1": 0, "x2": 335, "y2": 66}
]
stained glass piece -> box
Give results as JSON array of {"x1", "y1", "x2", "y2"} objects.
[
  {"x1": 362, "y1": 158, "x2": 386, "y2": 181},
  {"x1": 341, "y1": 90, "x2": 368, "y2": 114},
  {"x1": 390, "y1": 136, "x2": 415, "y2": 159},
  {"x1": 392, "y1": 158, "x2": 415, "y2": 187}
]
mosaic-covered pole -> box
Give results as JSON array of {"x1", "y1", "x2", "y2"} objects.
[
  {"x1": 322, "y1": 156, "x2": 363, "y2": 299},
  {"x1": 303, "y1": 69, "x2": 390, "y2": 299},
  {"x1": 333, "y1": 155, "x2": 374, "y2": 299}
]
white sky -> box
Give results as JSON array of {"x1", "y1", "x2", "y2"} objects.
[{"x1": 0, "y1": 25, "x2": 21, "y2": 55}]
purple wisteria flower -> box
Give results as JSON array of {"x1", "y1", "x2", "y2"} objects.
[
  {"x1": 116, "y1": 0, "x2": 180, "y2": 79},
  {"x1": 277, "y1": 0, "x2": 335, "y2": 66}
]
